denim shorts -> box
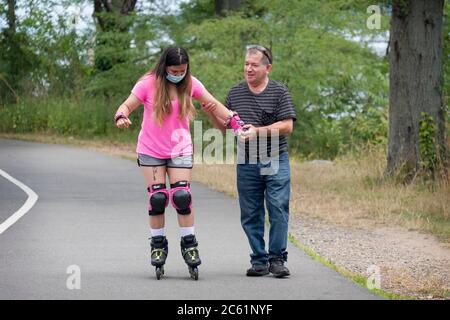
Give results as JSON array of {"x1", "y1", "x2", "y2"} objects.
[{"x1": 137, "y1": 153, "x2": 193, "y2": 169}]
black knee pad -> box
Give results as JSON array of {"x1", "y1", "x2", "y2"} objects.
[
  {"x1": 170, "y1": 180, "x2": 192, "y2": 215},
  {"x1": 147, "y1": 184, "x2": 169, "y2": 216}
]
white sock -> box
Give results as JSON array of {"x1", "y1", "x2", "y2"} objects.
[
  {"x1": 150, "y1": 228, "x2": 165, "y2": 237},
  {"x1": 180, "y1": 226, "x2": 195, "y2": 237}
]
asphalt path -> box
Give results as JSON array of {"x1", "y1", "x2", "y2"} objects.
[{"x1": 0, "y1": 138, "x2": 381, "y2": 300}]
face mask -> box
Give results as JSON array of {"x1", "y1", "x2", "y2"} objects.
[{"x1": 166, "y1": 72, "x2": 186, "y2": 84}]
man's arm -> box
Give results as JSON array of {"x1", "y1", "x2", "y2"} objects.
[{"x1": 242, "y1": 118, "x2": 293, "y2": 138}]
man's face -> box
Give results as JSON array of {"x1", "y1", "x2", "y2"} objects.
[{"x1": 244, "y1": 52, "x2": 271, "y2": 85}]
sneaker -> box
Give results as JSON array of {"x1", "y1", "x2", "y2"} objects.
[
  {"x1": 269, "y1": 259, "x2": 290, "y2": 278},
  {"x1": 246, "y1": 264, "x2": 269, "y2": 277}
]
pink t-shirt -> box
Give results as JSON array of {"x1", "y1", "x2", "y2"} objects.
[{"x1": 131, "y1": 74, "x2": 204, "y2": 158}]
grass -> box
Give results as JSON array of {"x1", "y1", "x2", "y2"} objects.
[{"x1": 290, "y1": 146, "x2": 450, "y2": 243}]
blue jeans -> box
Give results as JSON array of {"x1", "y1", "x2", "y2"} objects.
[{"x1": 237, "y1": 152, "x2": 290, "y2": 266}]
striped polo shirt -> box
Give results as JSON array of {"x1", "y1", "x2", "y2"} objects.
[{"x1": 225, "y1": 79, "x2": 297, "y2": 158}]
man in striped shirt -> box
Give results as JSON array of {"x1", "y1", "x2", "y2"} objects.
[{"x1": 227, "y1": 45, "x2": 297, "y2": 278}]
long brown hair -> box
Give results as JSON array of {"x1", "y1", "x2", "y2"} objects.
[{"x1": 144, "y1": 47, "x2": 196, "y2": 126}]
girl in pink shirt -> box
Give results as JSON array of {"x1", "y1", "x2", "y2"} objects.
[{"x1": 114, "y1": 47, "x2": 245, "y2": 280}]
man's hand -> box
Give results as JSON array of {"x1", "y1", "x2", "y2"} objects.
[
  {"x1": 201, "y1": 102, "x2": 218, "y2": 113},
  {"x1": 239, "y1": 124, "x2": 258, "y2": 141}
]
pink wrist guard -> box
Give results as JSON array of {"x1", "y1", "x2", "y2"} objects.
[{"x1": 226, "y1": 112, "x2": 245, "y2": 134}]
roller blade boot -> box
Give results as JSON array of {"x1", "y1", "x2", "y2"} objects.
[
  {"x1": 180, "y1": 234, "x2": 201, "y2": 280},
  {"x1": 150, "y1": 235, "x2": 168, "y2": 280}
]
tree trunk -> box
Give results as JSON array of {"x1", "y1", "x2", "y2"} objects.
[
  {"x1": 7, "y1": 0, "x2": 16, "y2": 33},
  {"x1": 215, "y1": 0, "x2": 244, "y2": 16},
  {"x1": 387, "y1": 0, "x2": 446, "y2": 181}
]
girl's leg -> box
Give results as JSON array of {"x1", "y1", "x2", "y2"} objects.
[
  {"x1": 168, "y1": 167, "x2": 201, "y2": 271},
  {"x1": 140, "y1": 166, "x2": 167, "y2": 230},
  {"x1": 141, "y1": 165, "x2": 169, "y2": 272},
  {"x1": 167, "y1": 167, "x2": 193, "y2": 228}
]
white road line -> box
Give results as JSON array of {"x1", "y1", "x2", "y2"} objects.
[{"x1": 0, "y1": 169, "x2": 38, "y2": 234}]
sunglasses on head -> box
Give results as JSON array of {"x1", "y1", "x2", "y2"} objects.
[{"x1": 247, "y1": 45, "x2": 272, "y2": 64}]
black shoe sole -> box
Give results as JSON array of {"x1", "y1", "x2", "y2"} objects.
[
  {"x1": 246, "y1": 270, "x2": 270, "y2": 277},
  {"x1": 271, "y1": 271, "x2": 290, "y2": 278},
  {"x1": 186, "y1": 261, "x2": 202, "y2": 268}
]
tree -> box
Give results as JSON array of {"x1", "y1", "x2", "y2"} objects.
[
  {"x1": 0, "y1": 0, "x2": 18, "y2": 102},
  {"x1": 387, "y1": 0, "x2": 447, "y2": 181},
  {"x1": 6, "y1": 0, "x2": 16, "y2": 32},
  {"x1": 215, "y1": 0, "x2": 244, "y2": 16},
  {"x1": 0, "y1": 0, "x2": 38, "y2": 103},
  {"x1": 93, "y1": 0, "x2": 137, "y2": 31},
  {"x1": 92, "y1": 0, "x2": 137, "y2": 72},
  {"x1": 176, "y1": 0, "x2": 390, "y2": 158}
]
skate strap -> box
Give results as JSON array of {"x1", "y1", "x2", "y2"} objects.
[
  {"x1": 147, "y1": 183, "x2": 168, "y2": 193},
  {"x1": 152, "y1": 248, "x2": 168, "y2": 256},
  {"x1": 183, "y1": 247, "x2": 199, "y2": 260}
]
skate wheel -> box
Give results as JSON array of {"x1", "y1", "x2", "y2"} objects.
[
  {"x1": 189, "y1": 267, "x2": 199, "y2": 280},
  {"x1": 156, "y1": 267, "x2": 163, "y2": 280}
]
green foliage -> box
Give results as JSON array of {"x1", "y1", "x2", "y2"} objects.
[
  {"x1": 0, "y1": 0, "x2": 91, "y2": 101},
  {"x1": 0, "y1": 95, "x2": 142, "y2": 142},
  {"x1": 169, "y1": 0, "x2": 390, "y2": 158},
  {"x1": 88, "y1": 11, "x2": 161, "y2": 98},
  {"x1": 0, "y1": 0, "x2": 446, "y2": 161},
  {"x1": 179, "y1": 0, "x2": 215, "y2": 22}
]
